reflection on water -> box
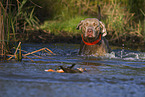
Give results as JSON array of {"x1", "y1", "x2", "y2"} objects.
[{"x1": 0, "y1": 43, "x2": 145, "y2": 97}]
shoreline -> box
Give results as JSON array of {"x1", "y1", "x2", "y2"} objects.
[{"x1": 11, "y1": 31, "x2": 145, "y2": 52}]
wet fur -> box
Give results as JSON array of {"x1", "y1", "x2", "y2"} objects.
[{"x1": 77, "y1": 5, "x2": 111, "y2": 56}]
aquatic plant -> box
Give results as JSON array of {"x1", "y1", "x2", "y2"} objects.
[{"x1": 0, "y1": 0, "x2": 39, "y2": 60}]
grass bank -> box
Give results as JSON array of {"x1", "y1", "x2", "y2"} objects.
[{"x1": 38, "y1": 1, "x2": 144, "y2": 48}]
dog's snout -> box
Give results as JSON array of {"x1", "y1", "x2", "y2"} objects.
[
  {"x1": 86, "y1": 27, "x2": 95, "y2": 37},
  {"x1": 87, "y1": 28, "x2": 93, "y2": 33},
  {"x1": 87, "y1": 27, "x2": 94, "y2": 31}
]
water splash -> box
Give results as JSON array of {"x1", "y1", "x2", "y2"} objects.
[
  {"x1": 121, "y1": 44, "x2": 124, "y2": 59},
  {"x1": 21, "y1": 43, "x2": 145, "y2": 61},
  {"x1": 105, "y1": 52, "x2": 116, "y2": 58}
]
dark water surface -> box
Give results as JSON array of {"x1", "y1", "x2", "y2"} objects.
[{"x1": 0, "y1": 43, "x2": 145, "y2": 97}]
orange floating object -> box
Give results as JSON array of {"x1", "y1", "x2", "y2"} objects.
[
  {"x1": 56, "y1": 69, "x2": 64, "y2": 73},
  {"x1": 44, "y1": 69, "x2": 64, "y2": 73},
  {"x1": 45, "y1": 69, "x2": 55, "y2": 72}
]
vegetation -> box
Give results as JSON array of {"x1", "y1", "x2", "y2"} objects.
[
  {"x1": 0, "y1": 0, "x2": 39, "y2": 60},
  {"x1": 33, "y1": 0, "x2": 144, "y2": 47},
  {"x1": 0, "y1": 0, "x2": 145, "y2": 59}
]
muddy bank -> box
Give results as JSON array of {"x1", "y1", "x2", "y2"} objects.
[
  {"x1": 13, "y1": 30, "x2": 145, "y2": 51},
  {"x1": 15, "y1": 30, "x2": 82, "y2": 44}
]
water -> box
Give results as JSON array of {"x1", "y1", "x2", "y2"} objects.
[{"x1": 0, "y1": 43, "x2": 145, "y2": 97}]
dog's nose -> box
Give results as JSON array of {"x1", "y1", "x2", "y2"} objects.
[
  {"x1": 87, "y1": 28, "x2": 93, "y2": 33},
  {"x1": 87, "y1": 28, "x2": 94, "y2": 37}
]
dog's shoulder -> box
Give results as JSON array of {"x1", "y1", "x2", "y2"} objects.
[{"x1": 102, "y1": 37, "x2": 112, "y2": 53}]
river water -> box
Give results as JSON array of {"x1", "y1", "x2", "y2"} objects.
[{"x1": 0, "y1": 43, "x2": 145, "y2": 97}]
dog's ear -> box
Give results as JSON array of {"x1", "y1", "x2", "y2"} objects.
[
  {"x1": 97, "y1": 5, "x2": 101, "y2": 20},
  {"x1": 76, "y1": 20, "x2": 84, "y2": 30},
  {"x1": 99, "y1": 21, "x2": 107, "y2": 37}
]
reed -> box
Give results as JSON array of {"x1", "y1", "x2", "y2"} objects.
[
  {"x1": 0, "y1": 6, "x2": 6, "y2": 60},
  {"x1": 0, "y1": 0, "x2": 39, "y2": 60}
]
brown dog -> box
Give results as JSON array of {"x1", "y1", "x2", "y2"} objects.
[{"x1": 76, "y1": 7, "x2": 111, "y2": 56}]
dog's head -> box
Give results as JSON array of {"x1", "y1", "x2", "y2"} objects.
[{"x1": 76, "y1": 18, "x2": 107, "y2": 38}]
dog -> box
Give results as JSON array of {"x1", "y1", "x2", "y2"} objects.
[{"x1": 76, "y1": 6, "x2": 111, "y2": 56}]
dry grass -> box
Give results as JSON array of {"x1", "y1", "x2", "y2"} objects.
[{"x1": 102, "y1": 2, "x2": 143, "y2": 41}]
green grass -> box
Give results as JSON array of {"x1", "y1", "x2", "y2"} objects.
[{"x1": 40, "y1": 16, "x2": 89, "y2": 36}]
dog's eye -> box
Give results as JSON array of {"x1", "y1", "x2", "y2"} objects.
[
  {"x1": 85, "y1": 23, "x2": 88, "y2": 26},
  {"x1": 93, "y1": 23, "x2": 96, "y2": 26}
]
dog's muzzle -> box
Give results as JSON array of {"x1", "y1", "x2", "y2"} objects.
[{"x1": 86, "y1": 27, "x2": 95, "y2": 37}]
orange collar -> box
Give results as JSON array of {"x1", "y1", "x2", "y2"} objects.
[{"x1": 81, "y1": 33, "x2": 102, "y2": 45}]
